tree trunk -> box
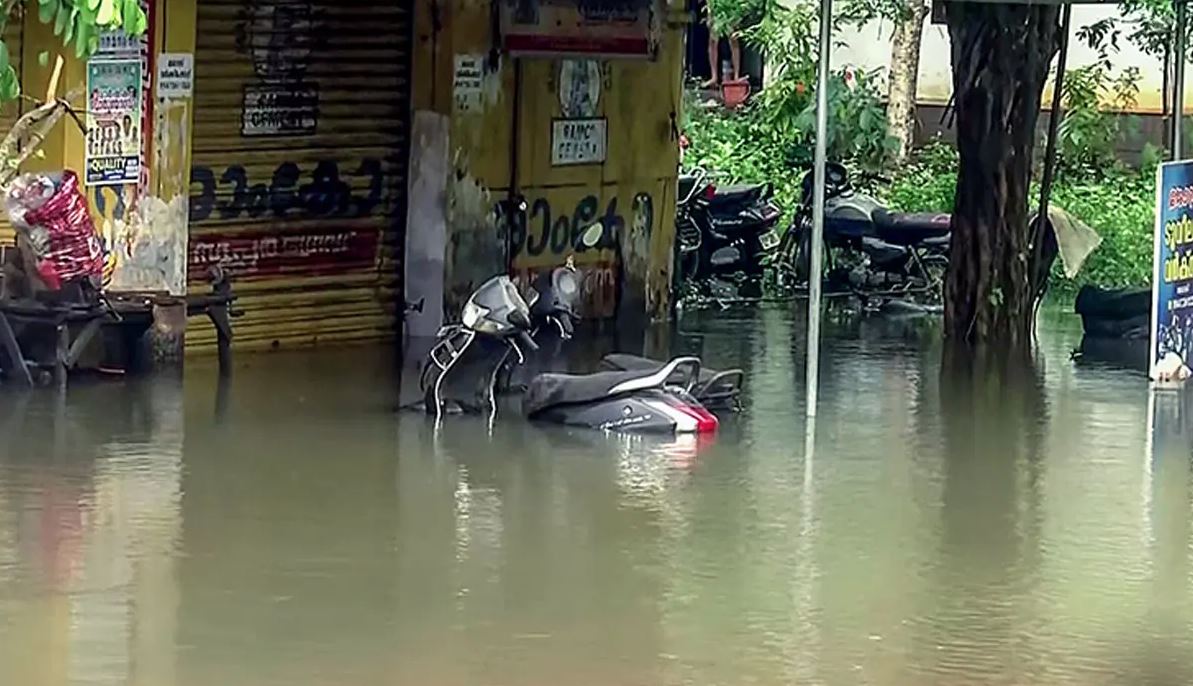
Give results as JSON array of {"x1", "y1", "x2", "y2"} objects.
[
  {"x1": 943, "y1": 3, "x2": 1062, "y2": 349},
  {"x1": 887, "y1": 0, "x2": 929, "y2": 163}
]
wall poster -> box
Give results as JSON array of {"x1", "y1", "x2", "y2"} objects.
[{"x1": 85, "y1": 59, "x2": 144, "y2": 186}]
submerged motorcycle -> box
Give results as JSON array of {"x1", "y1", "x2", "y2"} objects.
[
  {"x1": 776, "y1": 162, "x2": 951, "y2": 301},
  {"x1": 419, "y1": 226, "x2": 726, "y2": 435},
  {"x1": 676, "y1": 168, "x2": 783, "y2": 294}
]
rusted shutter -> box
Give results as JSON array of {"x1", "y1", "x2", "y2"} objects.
[
  {"x1": 187, "y1": 0, "x2": 411, "y2": 352},
  {"x1": 0, "y1": 19, "x2": 24, "y2": 244}
]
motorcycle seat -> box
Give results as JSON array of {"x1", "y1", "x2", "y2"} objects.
[
  {"x1": 1074, "y1": 285, "x2": 1152, "y2": 320},
  {"x1": 871, "y1": 209, "x2": 951, "y2": 245},
  {"x1": 524, "y1": 357, "x2": 704, "y2": 417},
  {"x1": 599, "y1": 353, "x2": 743, "y2": 409},
  {"x1": 709, "y1": 183, "x2": 770, "y2": 208},
  {"x1": 524, "y1": 369, "x2": 662, "y2": 417}
]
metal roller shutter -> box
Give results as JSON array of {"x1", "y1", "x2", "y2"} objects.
[{"x1": 187, "y1": 0, "x2": 411, "y2": 352}]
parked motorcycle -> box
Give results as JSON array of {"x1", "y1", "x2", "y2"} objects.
[
  {"x1": 676, "y1": 168, "x2": 783, "y2": 293},
  {"x1": 775, "y1": 162, "x2": 951, "y2": 302},
  {"x1": 419, "y1": 225, "x2": 722, "y2": 435}
]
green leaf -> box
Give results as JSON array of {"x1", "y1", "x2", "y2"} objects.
[
  {"x1": 123, "y1": 0, "x2": 143, "y2": 31},
  {"x1": 64, "y1": 11, "x2": 77, "y2": 43},
  {"x1": 97, "y1": 0, "x2": 116, "y2": 26},
  {"x1": 125, "y1": 3, "x2": 147, "y2": 36},
  {"x1": 0, "y1": 65, "x2": 20, "y2": 102},
  {"x1": 88, "y1": 0, "x2": 102, "y2": 10},
  {"x1": 54, "y1": 2, "x2": 69, "y2": 36},
  {"x1": 38, "y1": 51, "x2": 50, "y2": 68},
  {"x1": 75, "y1": 20, "x2": 92, "y2": 58},
  {"x1": 0, "y1": 42, "x2": 7, "y2": 75},
  {"x1": 39, "y1": 0, "x2": 58, "y2": 24}
]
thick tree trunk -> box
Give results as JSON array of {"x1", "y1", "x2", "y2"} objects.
[
  {"x1": 887, "y1": 0, "x2": 929, "y2": 163},
  {"x1": 943, "y1": 3, "x2": 1062, "y2": 349}
]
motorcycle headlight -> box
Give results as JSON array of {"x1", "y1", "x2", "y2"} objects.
[
  {"x1": 463, "y1": 300, "x2": 509, "y2": 334},
  {"x1": 462, "y1": 301, "x2": 488, "y2": 329}
]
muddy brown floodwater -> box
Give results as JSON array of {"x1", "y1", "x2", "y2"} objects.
[{"x1": 0, "y1": 305, "x2": 1190, "y2": 686}]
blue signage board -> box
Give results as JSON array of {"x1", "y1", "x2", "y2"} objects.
[{"x1": 1151, "y1": 161, "x2": 1193, "y2": 382}]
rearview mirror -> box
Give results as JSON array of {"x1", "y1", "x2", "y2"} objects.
[{"x1": 578, "y1": 222, "x2": 603, "y2": 250}]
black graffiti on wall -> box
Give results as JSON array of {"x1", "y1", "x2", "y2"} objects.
[
  {"x1": 506, "y1": 193, "x2": 655, "y2": 259},
  {"x1": 190, "y1": 158, "x2": 385, "y2": 222}
]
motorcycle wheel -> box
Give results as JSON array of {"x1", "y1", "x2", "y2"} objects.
[
  {"x1": 775, "y1": 224, "x2": 811, "y2": 288},
  {"x1": 918, "y1": 254, "x2": 949, "y2": 303},
  {"x1": 680, "y1": 249, "x2": 702, "y2": 282}
]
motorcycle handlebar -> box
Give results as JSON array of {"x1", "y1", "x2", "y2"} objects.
[
  {"x1": 856, "y1": 171, "x2": 893, "y2": 185},
  {"x1": 517, "y1": 330, "x2": 540, "y2": 352},
  {"x1": 679, "y1": 168, "x2": 708, "y2": 206}
]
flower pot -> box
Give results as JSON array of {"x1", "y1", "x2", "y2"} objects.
[{"x1": 721, "y1": 79, "x2": 751, "y2": 109}]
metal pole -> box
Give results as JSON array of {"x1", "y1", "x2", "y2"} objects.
[
  {"x1": 805, "y1": 0, "x2": 832, "y2": 420},
  {"x1": 1036, "y1": 4, "x2": 1071, "y2": 239},
  {"x1": 1175, "y1": 0, "x2": 1186, "y2": 160}
]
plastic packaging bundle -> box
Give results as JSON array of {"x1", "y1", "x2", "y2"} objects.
[{"x1": 5, "y1": 171, "x2": 105, "y2": 291}]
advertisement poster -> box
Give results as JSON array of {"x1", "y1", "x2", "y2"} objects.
[
  {"x1": 1151, "y1": 160, "x2": 1193, "y2": 382},
  {"x1": 86, "y1": 60, "x2": 143, "y2": 186}
]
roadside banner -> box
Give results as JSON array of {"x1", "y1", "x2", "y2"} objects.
[{"x1": 1151, "y1": 160, "x2": 1193, "y2": 383}]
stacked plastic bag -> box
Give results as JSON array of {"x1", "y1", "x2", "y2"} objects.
[{"x1": 4, "y1": 171, "x2": 108, "y2": 292}]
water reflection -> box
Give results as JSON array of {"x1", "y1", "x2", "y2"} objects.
[
  {"x1": 0, "y1": 379, "x2": 183, "y2": 686},
  {"x1": 0, "y1": 307, "x2": 1190, "y2": 685}
]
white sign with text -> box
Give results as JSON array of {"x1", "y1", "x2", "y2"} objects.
[
  {"x1": 157, "y1": 53, "x2": 194, "y2": 99},
  {"x1": 551, "y1": 118, "x2": 607, "y2": 166}
]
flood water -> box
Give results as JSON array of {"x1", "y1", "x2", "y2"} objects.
[{"x1": 0, "y1": 305, "x2": 1191, "y2": 686}]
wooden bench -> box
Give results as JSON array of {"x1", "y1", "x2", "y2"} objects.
[{"x1": 0, "y1": 275, "x2": 240, "y2": 389}]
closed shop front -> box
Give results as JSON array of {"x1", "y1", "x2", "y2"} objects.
[{"x1": 187, "y1": 0, "x2": 412, "y2": 351}]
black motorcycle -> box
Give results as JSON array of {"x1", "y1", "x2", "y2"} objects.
[
  {"x1": 776, "y1": 162, "x2": 951, "y2": 301},
  {"x1": 676, "y1": 168, "x2": 783, "y2": 291}
]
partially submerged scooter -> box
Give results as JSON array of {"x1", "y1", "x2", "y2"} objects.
[
  {"x1": 598, "y1": 353, "x2": 744, "y2": 411},
  {"x1": 419, "y1": 225, "x2": 721, "y2": 434}
]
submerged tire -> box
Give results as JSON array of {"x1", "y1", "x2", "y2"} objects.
[{"x1": 776, "y1": 222, "x2": 811, "y2": 287}]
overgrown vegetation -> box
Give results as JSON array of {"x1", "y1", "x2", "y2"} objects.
[
  {"x1": 687, "y1": 101, "x2": 1156, "y2": 294},
  {"x1": 684, "y1": 9, "x2": 1158, "y2": 296},
  {"x1": 884, "y1": 141, "x2": 1156, "y2": 292}
]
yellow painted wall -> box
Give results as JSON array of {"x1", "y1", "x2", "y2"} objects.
[
  {"x1": 415, "y1": 0, "x2": 686, "y2": 320},
  {"x1": 21, "y1": 0, "x2": 197, "y2": 297}
]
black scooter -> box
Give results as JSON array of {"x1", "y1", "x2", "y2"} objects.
[
  {"x1": 676, "y1": 168, "x2": 783, "y2": 291},
  {"x1": 419, "y1": 227, "x2": 722, "y2": 435},
  {"x1": 776, "y1": 162, "x2": 951, "y2": 301}
]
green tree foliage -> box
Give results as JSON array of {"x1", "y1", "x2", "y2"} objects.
[
  {"x1": 1077, "y1": 0, "x2": 1188, "y2": 60},
  {"x1": 706, "y1": 0, "x2": 768, "y2": 36},
  {"x1": 886, "y1": 141, "x2": 1156, "y2": 292},
  {"x1": 0, "y1": 0, "x2": 147, "y2": 101},
  {"x1": 1057, "y1": 60, "x2": 1141, "y2": 176},
  {"x1": 687, "y1": 1, "x2": 895, "y2": 177}
]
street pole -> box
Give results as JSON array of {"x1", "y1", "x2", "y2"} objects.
[
  {"x1": 805, "y1": 0, "x2": 832, "y2": 419},
  {"x1": 1175, "y1": 0, "x2": 1187, "y2": 160}
]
